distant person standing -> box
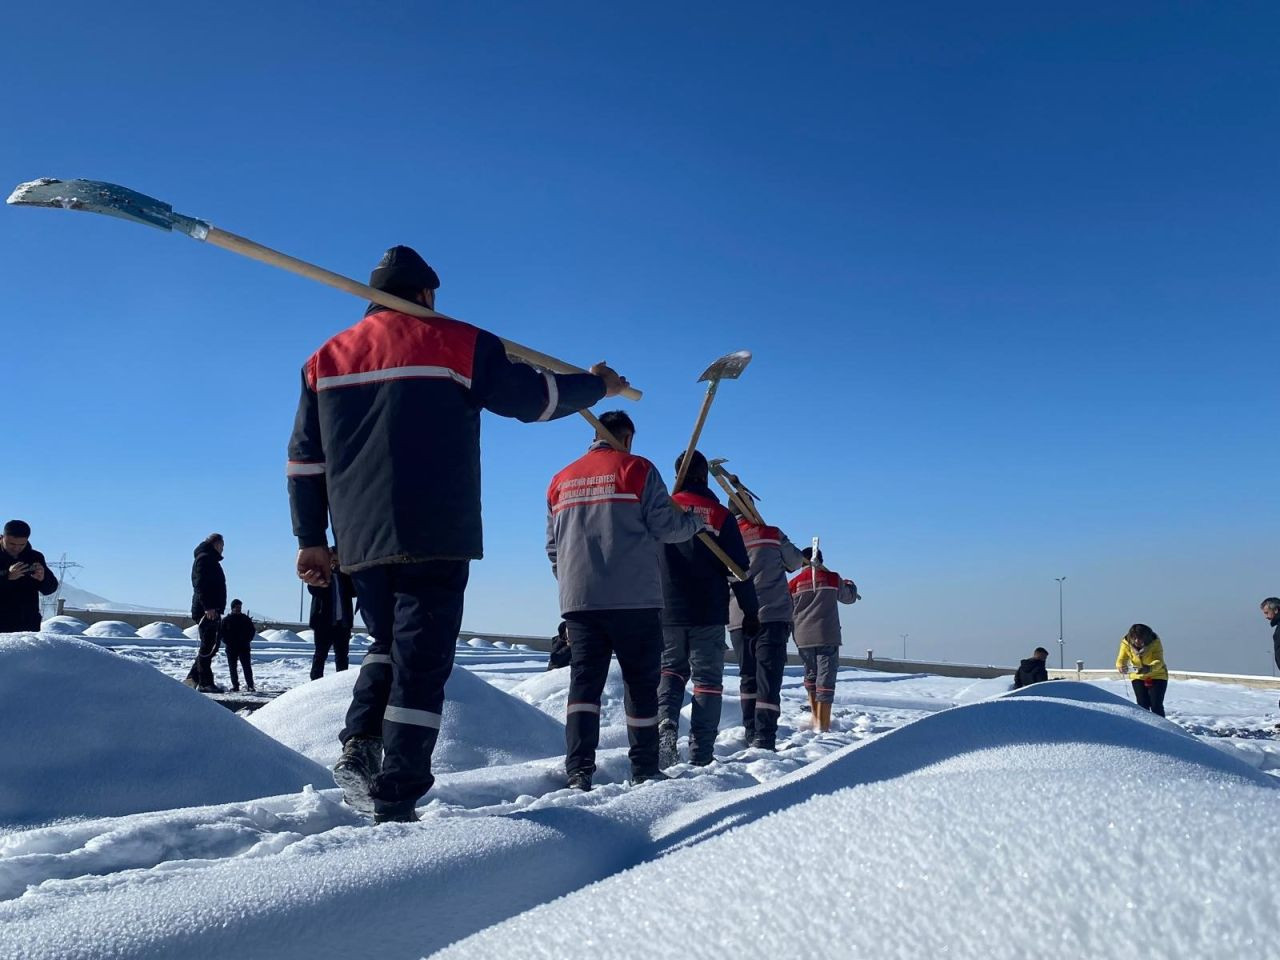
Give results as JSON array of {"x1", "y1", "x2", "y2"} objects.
[
  {"x1": 221, "y1": 599, "x2": 257, "y2": 693},
  {"x1": 0, "y1": 520, "x2": 59, "y2": 632},
  {"x1": 1012, "y1": 647, "x2": 1050, "y2": 689},
  {"x1": 1261, "y1": 598, "x2": 1280, "y2": 709},
  {"x1": 787, "y1": 547, "x2": 858, "y2": 733},
  {"x1": 309, "y1": 546, "x2": 355, "y2": 680},
  {"x1": 185, "y1": 533, "x2": 227, "y2": 692},
  {"x1": 1115, "y1": 624, "x2": 1168, "y2": 717}
]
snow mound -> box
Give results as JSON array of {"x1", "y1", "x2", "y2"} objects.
[
  {"x1": 182, "y1": 623, "x2": 201, "y2": 639},
  {"x1": 262, "y1": 628, "x2": 305, "y2": 644},
  {"x1": 509, "y1": 661, "x2": 631, "y2": 747},
  {"x1": 953, "y1": 674, "x2": 1015, "y2": 703},
  {"x1": 297, "y1": 629, "x2": 315, "y2": 642},
  {"x1": 37, "y1": 616, "x2": 88, "y2": 635},
  {"x1": 249, "y1": 665, "x2": 564, "y2": 772},
  {"x1": 466, "y1": 637, "x2": 491, "y2": 647},
  {"x1": 82, "y1": 620, "x2": 138, "y2": 639},
  {"x1": 0, "y1": 634, "x2": 331, "y2": 827},
  {"x1": 437, "y1": 682, "x2": 1280, "y2": 960},
  {"x1": 136, "y1": 621, "x2": 189, "y2": 640}
]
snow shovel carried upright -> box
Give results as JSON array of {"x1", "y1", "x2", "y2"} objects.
[
  {"x1": 671, "y1": 350, "x2": 752, "y2": 495},
  {"x1": 5, "y1": 177, "x2": 642, "y2": 402}
]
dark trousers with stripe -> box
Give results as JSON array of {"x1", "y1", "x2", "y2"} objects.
[
  {"x1": 185, "y1": 615, "x2": 221, "y2": 688},
  {"x1": 564, "y1": 608, "x2": 662, "y2": 778},
  {"x1": 800, "y1": 644, "x2": 839, "y2": 704},
  {"x1": 310, "y1": 623, "x2": 352, "y2": 680},
  {"x1": 730, "y1": 621, "x2": 791, "y2": 747},
  {"x1": 341, "y1": 559, "x2": 469, "y2": 809},
  {"x1": 657, "y1": 625, "x2": 726, "y2": 764}
]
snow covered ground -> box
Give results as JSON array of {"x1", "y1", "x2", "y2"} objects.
[{"x1": 2, "y1": 626, "x2": 1279, "y2": 959}]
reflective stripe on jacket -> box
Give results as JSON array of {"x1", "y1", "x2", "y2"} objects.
[
  {"x1": 728, "y1": 521, "x2": 806, "y2": 626},
  {"x1": 788, "y1": 568, "x2": 857, "y2": 648},
  {"x1": 547, "y1": 443, "x2": 702, "y2": 613}
]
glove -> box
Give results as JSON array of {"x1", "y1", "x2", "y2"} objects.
[
  {"x1": 743, "y1": 614, "x2": 761, "y2": 640},
  {"x1": 1136, "y1": 665, "x2": 1151, "y2": 675}
]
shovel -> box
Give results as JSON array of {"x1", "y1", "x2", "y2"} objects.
[
  {"x1": 707, "y1": 458, "x2": 766, "y2": 526},
  {"x1": 671, "y1": 350, "x2": 751, "y2": 495},
  {"x1": 6, "y1": 178, "x2": 642, "y2": 402}
]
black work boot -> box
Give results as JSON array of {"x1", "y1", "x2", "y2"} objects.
[
  {"x1": 658, "y1": 719, "x2": 680, "y2": 770},
  {"x1": 631, "y1": 769, "x2": 670, "y2": 786},
  {"x1": 333, "y1": 736, "x2": 383, "y2": 815},
  {"x1": 567, "y1": 770, "x2": 593, "y2": 792},
  {"x1": 373, "y1": 802, "x2": 420, "y2": 824}
]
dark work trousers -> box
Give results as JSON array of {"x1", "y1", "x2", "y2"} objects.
[
  {"x1": 564, "y1": 609, "x2": 663, "y2": 778},
  {"x1": 341, "y1": 559, "x2": 469, "y2": 811},
  {"x1": 657, "y1": 625, "x2": 726, "y2": 764},
  {"x1": 185, "y1": 615, "x2": 221, "y2": 688},
  {"x1": 1132, "y1": 679, "x2": 1168, "y2": 717},
  {"x1": 800, "y1": 644, "x2": 839, "y2": 704},
  {"x1": 224, "y1": 641, "x2": 254, "y2": 690},
  {"x1": 310, "y1": 624, "x2": 352, "y2": 680},
  {"x1": 731, "y1": 622, "x2": 790, "y2": 747}
]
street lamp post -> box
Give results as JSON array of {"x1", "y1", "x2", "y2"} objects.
[
  {"x1": 900, "y1": 633, "x2": 908, "y2": 660},
  {"x1": 1054, "y1": 577, "x2": 1067, "y2": 669}
]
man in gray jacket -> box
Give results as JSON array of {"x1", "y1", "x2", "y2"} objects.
[
  {"x1": 546, "y1": 411, "x2": 704, "y2": 791},
  {"x1": 788, "y1": 547, "x2": 858, "y2": 732},
  {"x1": 728, "y1": 508, "x2": 806, "y2": 750}
]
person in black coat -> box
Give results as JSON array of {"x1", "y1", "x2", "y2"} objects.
[
  {"x1": 184, "y1": 533, "x2": 227, "y2": 691},
  {"x1": 309, "y1": 546, "x2": 355, "y2": 680},
  {"x1": 1012, "y1": 647, "x2": 1050, "y2": 689},
  {"x1": 1262, "y1": 598, "x2": 1280, "y2": 709},
  {"x1": 0, "y1": 520, "x2": 59, "y2": 632},
  {"x1": 221, "y1": 599, "x2": 257, "y2": 692}
]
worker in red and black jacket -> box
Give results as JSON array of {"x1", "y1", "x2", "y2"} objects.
[
  {"x1": 288, "y1": 245, "x2": 629, "y2": 823},
  {"x1": 546, "y1": 411, "x2": 704, "y2": 791},
  {"x1": 656, "y1": 450, "x2": 759, "y2": 768}
]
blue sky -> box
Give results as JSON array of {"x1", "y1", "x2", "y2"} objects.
[{"x1": 2, "y1": 1, "x2": 1276, "y2": 674}]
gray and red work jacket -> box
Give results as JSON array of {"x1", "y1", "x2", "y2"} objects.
[
  {"x1": 547, "y1": 442, "x2": 703, "y2": 614},
  {"x1": 788, "y1": 568, "x2": 859, "y2": 648},
  {"x1": 288, "y1": 307, "x2": 605, "y2": 571},
  {"x1": 728, "y1": 521, "x2": 807, "y2": 628}
]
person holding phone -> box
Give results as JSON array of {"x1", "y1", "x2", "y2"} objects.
[{"x1": 0, "y1": 519, "x2": 59, "y2": 632}]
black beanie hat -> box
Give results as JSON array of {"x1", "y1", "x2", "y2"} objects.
[{"x1": 370, "y1": 246, "x2": 440, "y2": 295}]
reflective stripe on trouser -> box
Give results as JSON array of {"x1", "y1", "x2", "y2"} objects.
[
  {"x1": 752, "y1": 622, "x2": 792, "y2": 743},
  {"x1": 658, "y1": 624, "x2": 726, "y2": 763},
  {"x1": 341, "y1": 559, "x2": 469, "y2": 808},
  {"x1": 563, "y1": 608, "x2": 663, "y2": 777},
  {"x1": 799, "y1": 644, "x2": 839, "y2": 704},
  {"x1": 729, "y1": 628, "x2": 758, "y2": 741}
]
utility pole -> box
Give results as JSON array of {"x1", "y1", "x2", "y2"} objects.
[
  {"x1": 43, "y1": 553, "x2": 84, "y2": 617},
  {"x1": 899, "y1": 633, "x2": 908, "y2": 660},
  {"x1": 1055, "y1": 576, "x2": 1067, "y2": 669}
]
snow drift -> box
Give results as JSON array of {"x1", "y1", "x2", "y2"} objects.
[
  {"x1": 249, "y1": 664, "x2": 564, "y2": 772},
  {"x1": 0, "y1": 634, "x2": 332, "y2": 826}
]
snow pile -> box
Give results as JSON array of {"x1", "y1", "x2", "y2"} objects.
[
  {"x1": 509, "y1": 661, "x2": 633, "y2": 748},
  {"x1": 261, "y1": 628, "x2": 305, "y2": 644},
  {"x1": 0, "y1": 634, "x2": 332, "y2": 826},
  {"x1": 82, "y1": 620, "x2": 138, "y2": 639},
  {"x1": 136, "y1": 621, "x2": 189, "y2": 640},
  {"x1": 437, "y1": 683, "x2": 1280, "y2": 960},
  {"x1": 466, "y1": 637, "x2": 491, "y2": 647},
  {"x1": 37, "y1": 616, "x2": 88, "y2": 635},
  {"x1": 297, "y1": 629, "x2": 315, "y2": 642},
  {"x1": 249, "y1": 665, "x2": 564, "y2": 772}
]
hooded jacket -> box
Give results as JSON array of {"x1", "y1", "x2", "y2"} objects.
[
  {"x1": 190, "y1": 541, "x2": 227, "y2": 619},
  {"x1": 1115, "y1": 637, "x2": 1169, "y2": 682},
  {"x1": 0, "y1": 544, "x2": 59, "y2": 632},
  {"x1": 788, "y1": 568, "x2": 858, "y2": 648},
  {"x1": 1012, "y1": 656, "x2": 1049, "y2": 688},
  {"x1": 288, "y1": 308, "x2": 606, "y2": 571}
]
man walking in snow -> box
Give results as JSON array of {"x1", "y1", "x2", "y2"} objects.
[
  {"x1": 289, "y1": 245, "x2": 627, "y2": 823},
  {"x1": 221, "y1": 598, "x2": 257, "y2": 693},
  {"x1": 185, "y1": 533, "x2": 226, "y2": 692},
  {"x1": 547, "y1": 411, "x2": 704, "y2": 790},
  {"x1": 656, "y1": 450, "x2": 759, "y2": 768},
  {"x1": 788, "y1": 546, "x2": 858, "y2": 732},
  {"x1": 1012, "y1": 647, "x2": 1050, "y2": 690},
  {"x1": 308, "y1": 546, "x2": 355, "y2": 680},
  {"x1": 0, "y1": 520, "x2": 59, "y2": 633},
  {"x1": 728, "y1": 502, "x2": 806, "y2": 750}
]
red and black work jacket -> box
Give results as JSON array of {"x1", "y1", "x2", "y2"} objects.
[
  {"x1": 728, "y1": 520, "x2": 806, "y2": 627},
  {"x1": 658, "y1": 482, "x2": 757, "y2": 626},
  {"x1": 288, "y1": 307, "x2": 605, "y2": 571}
]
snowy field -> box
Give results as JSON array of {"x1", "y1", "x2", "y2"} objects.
[{"x1": 2, "y1": 624, "x2": 1280, "y2": 960}]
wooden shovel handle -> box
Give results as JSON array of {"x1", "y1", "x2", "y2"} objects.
[
  {"x1": 672, "y1": 382, "x2": 718, "y2": 495},
  {"x1": 203, "y1": 226, "x2": 642, "y2": 401}
]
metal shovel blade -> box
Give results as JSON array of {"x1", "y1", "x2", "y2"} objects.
[
  {"x1": 697, "y1": 349, "x2": 751, "y2": 383},
  {"x1": 7, "y1": 178, "x2": 209, "y2": 237}
]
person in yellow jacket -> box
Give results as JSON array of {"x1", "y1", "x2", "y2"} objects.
[{"x1": 1115, "y1": 623, "x2": 1169, "y2": 717}]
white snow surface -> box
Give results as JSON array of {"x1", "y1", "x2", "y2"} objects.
[
  {"x1": 37, "y1": 616, "x2": 88, "y2": 635},
  {"x1": 134, "y1": 621, "x2": 188, "y2": 640},
  {"x1": 248, "y1": 665, "x2": 564, "y2": 771},
  {"x1": 3, "y1": 634, "x2": 1280, "y2": 960},
  {"x1": 0, "y1": 633, "x2": 331, "y2": 826},
  {"x1": 81, "y1": 620, "x2": 138, "y2": 639}
]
